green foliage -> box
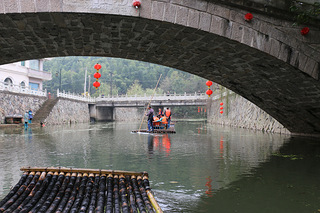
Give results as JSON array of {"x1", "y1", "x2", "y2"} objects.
[
  {"x1": 43, "y1": 56, "x2": 208, "y2": 96},
  {"x1": 290, "y1": 1, "x2": 320, "y2": 25}
]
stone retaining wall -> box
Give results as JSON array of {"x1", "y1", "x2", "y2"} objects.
[
  {"x1": 0, "y1": 91, "x2": 46, "y2": 124},
  {"x1": 114, "y1": 107, "x2": 145, "y2": 121},
  {"x1": 207, "y1": 92, "x2": 290, "y2": 134},
  {"x1": 44, "y1": 98, "x2": 90, "y2": 125}
]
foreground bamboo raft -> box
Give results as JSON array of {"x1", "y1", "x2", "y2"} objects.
[{"x1": 0, "y1": 167, "x2": 163, "y2": 213}]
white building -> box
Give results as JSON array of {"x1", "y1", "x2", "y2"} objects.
[{"x1": 0, "y1": 59, "x2": 52, "y2": 95}]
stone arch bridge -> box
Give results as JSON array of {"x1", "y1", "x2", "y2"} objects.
[{"x1": 0, "y1": 0, "x2": 320, "y2": 135}]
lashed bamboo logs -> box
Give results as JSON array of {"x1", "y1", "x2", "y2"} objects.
[
  {"x1": 55, "y1": 172, "x2": 77, "y2": 213},
  {"x1": 105, "y1": 174, "x2": 114, "y2": 213},
  {"x1": 95, "y1": 174, "x2": 106, "y2": 213},
  {"x1": 29, "y1": 172, "x2": 58, "y2": 213},
  {"x1": 62, "y1": 173, "x2": 82, "y2": 213},
  {"x1": 0, "y1": 172, "x2": 35, "y2": 212},
  {"x1": 70, "y1": 173, "x2": 88, "y2": 213},
  {"x1": 131, "y1": 175, "x2": 147, "y2": 213},
  {"x1": 88, "y1": 174, "x2": 99, "y2": 213},
  {"x1": 119, "y1": 175, "x2": 129, "y2": 213},
  {"x1": 126, "y1": 175, "x2": 138, "y2": 213},
  {"x1": 0, "y1": 167, "x2": 162, "y2": 213},
  {"x1": 0, "y1": 172, "x2": 28, "y2": 208},
  {"x1": 20, "y1": 171, "x2": 53, "y2": 213}
]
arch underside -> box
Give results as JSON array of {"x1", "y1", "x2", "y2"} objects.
[{"x1": 1, "y1": 12, "x2": 320, "y2": 135}]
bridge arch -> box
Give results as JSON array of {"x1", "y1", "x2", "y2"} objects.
[{"x1": 0, "y1": 0, "x2": 320, "y2": 135}]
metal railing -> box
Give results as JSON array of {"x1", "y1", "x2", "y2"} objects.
[{"x1": 0, "y1": 81, "x2": 47, "y2": 97}]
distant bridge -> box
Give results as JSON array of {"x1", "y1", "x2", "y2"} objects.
[{"x1": 95, "y1": 92, "x2": 208, "y2": 107}]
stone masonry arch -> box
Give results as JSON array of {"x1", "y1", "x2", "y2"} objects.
[{"x1": 0, "y1": 0, "x2": 320, "y2": 135}]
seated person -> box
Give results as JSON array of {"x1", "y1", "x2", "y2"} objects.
[
  {"x1": 153, "y1": 116, "x2": 161, "y2": 129},
  {"x1": 156, "y1": 115, "x2": 168, "y2": 129}
]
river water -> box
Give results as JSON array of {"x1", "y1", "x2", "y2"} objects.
[{"x1": 0, "y1": 121, "x2": 319, "y2": 213}]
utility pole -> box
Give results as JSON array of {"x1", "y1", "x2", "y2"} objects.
[
  {"x1": 110, "y1": 71, "x2": 113, "y2": 97},
  {"x1": 88, "y1": 75, "x2": 91, "y2": 95},
  {"x1": 84, "y1": 67, "x2": 87, "y2": 95}
]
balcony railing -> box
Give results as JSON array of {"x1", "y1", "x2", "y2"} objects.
[{"x1": 0, "y1": 82, "x2": 47, "y2": 97}]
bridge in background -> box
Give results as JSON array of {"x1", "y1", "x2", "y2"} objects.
[{"x1": 0, "y1": 0, "x2": 320, "y2": 135}]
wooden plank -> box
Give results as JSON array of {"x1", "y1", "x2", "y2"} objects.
[{"x1": 20, "y1": 167, "x2": 148, "y2": 177}]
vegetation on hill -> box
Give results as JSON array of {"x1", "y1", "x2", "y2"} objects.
[{"x1": 43, "y1": 56, "x2": 210, "y2": 97}]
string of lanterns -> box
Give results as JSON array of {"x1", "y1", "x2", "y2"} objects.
[
  {"x1": 220, "y1": 102, "x2": 224, "y2": 114},
  {"x1": 93, "y1": 63, "x2": 102, "y2": 89},
  {"x1": 205, "y1": 80, "x2": 213, "y2": 97}
]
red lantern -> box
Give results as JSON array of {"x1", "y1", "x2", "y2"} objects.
[
  {"x1": 220, "y1": 106, "x2": 224, "y2": 110},
  {"x1": 94, "y1": 72, "x2": 101, "y2": 79},
  {"x1": 93, "y1": 81, "x2": 100, "y2": 89},
  {"x1": 198, "y1": 107, "x2": 200, "y2": 113},
  {"x1": 220, "y1": 102, "x2": 223, "y2": 106},
  {"x1": 220, "y1": 111, "x2": 223, "y2": 114},
  {"x1": 133, "y1": 0, "x2": 141, "y2": 9},
  {"x1": 206, "y1": 80, "x2": 213, "y2": 87},
  {"x1": 94, "y1": 63, "x2": 102, "y2": 70},
  {"x1": 206, "y1": 89, "x2": 213, "y2": 97},
  {"x1": 245, "y1": 13, "x2": 253, "y2": 21},
  {"x1": 301, "y1": 27, "x2": 309, "y2": 35}
]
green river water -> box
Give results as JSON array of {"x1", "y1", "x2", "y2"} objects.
[{"x1": 0, "y1": 121, "x2": 319, "y2": 212}]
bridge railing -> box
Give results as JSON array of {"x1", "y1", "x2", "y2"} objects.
[
  {"x1": 55, "y1": 89, "x2": 233, "y2": 103},
  {"x1": 57, "y1": 89, "x2": 96, "y2": 102},
  {"x1": 96, "y1": 92, "x2": 208, "y2": 101},
  {"x1": 0, "y1": 81, "x2": 47, "y2": 97}
]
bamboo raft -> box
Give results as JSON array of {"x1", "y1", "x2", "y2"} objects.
[
  {"x1": 132, "y1": 124, "x2": 176, "y2": 134},
  {"x1": 0, "y1": 167, "x2": 163, "y2": 213}
]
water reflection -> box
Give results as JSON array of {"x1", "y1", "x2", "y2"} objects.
[{"x1": 0, "y1": 121, "x2": 295, "y2": 212}]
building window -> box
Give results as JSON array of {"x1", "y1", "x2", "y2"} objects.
[
  {"x1": 29, "y1": 82, "x2": 39, "y2": 91},
  {"x1": 29, "y1": 60, "x2": 40, "y2": 70},
  {"x1": 21, "y1": 61, "x2": 25, "y2": 66},
  {"x1": 20, "y1": 81, "x2": 26, "y2": 88},
  {"x1": 4, "y1": 78, "x2": 13, "y2": 85}
]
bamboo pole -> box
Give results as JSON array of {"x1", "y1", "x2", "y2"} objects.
[
  {"x1": 20, "y1": 172, "x2": 53, "y2": 213},
  {"x1": 62, "y1": 173, "x2": 82, "y2": 213},
  {"x1": 143, "y1": 176, "x2": 163, "y2": 213},
  {"x1": 95, "y1": 174, "x2": 106, "y2": 213},
  {"x1": 15, "y1": 172, "x2": 46, "y2": 212},
  {"x1": 70, "y1": 173, "x2": 88, "y2": 213},
  {"x1": 47, "y1": 173, "x2": 71, "y2": 213},
  {"x1": 20, "y1": 167, "x2": 148, "y2": 177},
  {"x1": 9, "y1": 172, "x2": 41, "y2": 213},
  {"x1": 29, "y1": 172, "x2": 58, "y2": 213},
  {"x1": 56, "y1": 172, "x2": 77, "y2": 213},
  {"x1": 113, "y1": 175, "x2": 121, "y2": 213},
  {"x1": 137, "y1": 176, "x2": 154, "y2": 213},
  {"x1": 126, "y1": 175, "x2": 138, "y2": 213},
  {"x1": 0, "y1": 172, "x2": 35, "y2": 212},
  {"x1": 105, "y1": 174, "x2": 113, "y2": 213},
  {"x1": 138, "y1": 74, "x2": 162, "y2": 132},
  {"x1": 0, "y1": 172, "x2": 28, "y2": 208},
  {"x1": 38, "y1": 172, "x2": 65, "y2": 213},
  {"x1": 88, "y1": 174, "x2": 100, "y2": 213},
  {"x1": 79, "y1": 173, "x2": 95, "y2": 212},
  {"x1": 119, "y1": 175, "x2": 129, "y2": 213},
  {"x1": 131, "y1": 175, "x2": 147, "y2": 213}
]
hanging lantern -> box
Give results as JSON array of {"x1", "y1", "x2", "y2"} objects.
[
  {"x1": 198, "y1": 107, "x2": 200, "y2": 113},
  {"x1": 206, "y1": 89, "x2": 213, "y2": 97},
  {"x1": 206, "y1": 80, "x2": 213, "y2": 87},
  {"x1": 133, "y1": 0, "x2": 141, "y2": 9},
  {"x1": 220, "y1": 102, "x2": 224, "y2": 106},
  {"x1": 220, "y1": 106, "x2": 224, "y2": 110},
  {"x1": 301, "y1": 27, "x2": 309, "y2": 36},
  {"x1": 220, "y1": 110, "x2": 223, "y2": 114},
  {"x1": 93, "y1": 72, "x2": 101, "y2": 79},
  {"x1": 94, "y1": 63, "x2": 102, "y2": 70},
  {"x1": 93, "y1": 81, "x2": 100, "y2": 89},
  {"x1": 244, "y1": 13, "x2": 253, "y2": 21}
]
